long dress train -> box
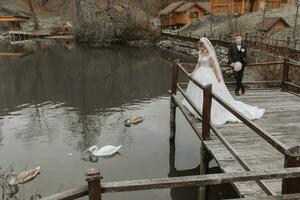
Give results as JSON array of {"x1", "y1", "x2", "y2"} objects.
[{"x1": 182, "y1": 55, "x2": 265, "y2": 126}]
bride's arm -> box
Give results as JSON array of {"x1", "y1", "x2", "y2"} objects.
[
  {"x1": 209, "y1": 57, "x2": 221, "y2": 82},
  {"x1": 190, "y1": 53, "x2": 201, "y2": 76}
]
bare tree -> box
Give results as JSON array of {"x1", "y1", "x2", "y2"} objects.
[
  {"x1": 28, "y1": 0, "x2": 39, "y2": 30},
  {"x1": 72, "y1": 0, "x2": 156, "y2": 47}
]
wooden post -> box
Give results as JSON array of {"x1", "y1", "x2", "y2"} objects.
[
  {"x1": 199, "y1": 145, "x2": 212, "y2": 200},
  {"x1": 245, "y1": 32, "x2": 248, "y2": 41},
  {"x1": 202, "y1": 84, "x2": 212, "y2": 141},
  {"x1": 286, "y1": 37, "x2": 290, "y2": 48},
  {"x1": 282, "y1": 146, "x2": 300, "y2": 194},
  {"x1": 282, "y1": 58, "x2": 289, "y2": 91},
  {"x1": 86, "y1": 169, "x2": 102, "y2": 200},
  {"x1": 170, "y1": 59, "x2": 179, "y2": 140},
  {"x1": 171, "y1": 59, "x2": 179, "y2": 95},
  {"x1": 170, "y1": 96, "x2": 176, "y2": 140},
  {"x1": 169, "y1": 136, "x2": 176, "y2": 175}
]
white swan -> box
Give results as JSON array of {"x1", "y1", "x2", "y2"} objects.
[{"x1": 88, "y1": 145, "x2": 122, "y2": 157}]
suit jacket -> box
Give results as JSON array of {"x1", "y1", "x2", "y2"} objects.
[{"x1": 228, "y1": 42, "x2": 247, "y2": 67}]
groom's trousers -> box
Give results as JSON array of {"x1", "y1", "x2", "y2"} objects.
[{"x1": 233, "y1": 67, "x2": 245, "y2": 92}]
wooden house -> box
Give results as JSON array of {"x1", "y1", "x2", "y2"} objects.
[
  {"x1": 0, "y1": 16, "x2": 30, "y2": 31},
  {"x1": 159, "y1": 1, "x2": 209, "y2": 28},
  {"x1": 257, "y1": 17, "x2": 290, "y2": 32},
  {"x1": 210, "y1": 0, "x2": 287, "y2": 16}
]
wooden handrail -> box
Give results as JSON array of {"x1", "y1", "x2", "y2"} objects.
[
  {"x1": 41, "y1": 168, "x2": 300, "y2": 200},
  {"x1": 208, "y1": 122, "x2": 275, "y2": 195},
  {"x1": 284, "y1": 81, "x2": 300, "y2": 90},
  {"x1": 287, "y1": 61, "x2": 300, "y2": 68},
  {"x1": 228, "y1": 193, "x2": 300, "y2": 200},
  {"x1": 41, "y1": 186, "x2": 88, "y2": 200},
  {"x1": 177, "y1": 84, "x2": 203, "y2": 119},
  {"x1": 175, "y1": 60, "x2": 300, "y2": 196},
  {"x1": 176, "y1": 62, "x2": 289, "y2": 154},
  {"x1": 182, "y1": 61, "x2": 284, "y2": 69},
  {"x1": 211, "y1": 91, "x2": 288, "y2": 154},
  {"x1": 177, "y1": 63, "x2": 190, "y2": 76}
]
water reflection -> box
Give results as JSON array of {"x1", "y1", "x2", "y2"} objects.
[
  {"x1": 0, "y1": 41, "x2": 173, "y2": 151},
  {"x1": 169, "y1": 139, "x2": 200, "y2": 200},
  {"x1": 0, "y1": 40, "x2": 236, "y2": 199}
]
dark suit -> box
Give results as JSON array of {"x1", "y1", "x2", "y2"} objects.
[{"x1": 228, "y1": 42, "x2": 247, "y2": 94}]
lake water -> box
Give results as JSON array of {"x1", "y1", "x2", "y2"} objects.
[{"x1": 0, "y1": 40, "x2": 237, "y2": 200}]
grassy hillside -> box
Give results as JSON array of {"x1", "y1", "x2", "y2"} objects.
[{"x1": 180, "y1": 4, "x2": 300, "y2": 39}]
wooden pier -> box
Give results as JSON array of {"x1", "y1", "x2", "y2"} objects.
[
  {"x1": 170, "y1": 59, "x2": 300, "y2": 198},
  {"x1": 173, "y1": 89, "x2": 300, "y2": 197}
]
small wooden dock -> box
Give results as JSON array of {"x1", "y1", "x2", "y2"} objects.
[
  {"x1": 173, "y1": 89, "x2": 300, "y2": 197},
  {"x1": 170, "y1": 59, "x2": 300, "y2": 198}
]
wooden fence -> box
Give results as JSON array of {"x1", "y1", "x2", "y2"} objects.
[
  {"x1": 161, "y1": 31, "x2": 300, "y2": 61},
  {"x1": 41, "y1": 168, "x2": 300, "y2": 200}
]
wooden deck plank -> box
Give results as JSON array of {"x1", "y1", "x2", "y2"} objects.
[{"x1": 174, "y1": 89, "x2": 300, "y2": 197}]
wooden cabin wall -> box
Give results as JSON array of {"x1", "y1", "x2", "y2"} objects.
[
  {"x1": 211, "y1": 0, "x2": 282, "y2": 15},
  {"x1": 160, "y1": 16, "x2": 177, "y2": 26},
  {"x1": 176, "y1": 6, "x2": 205, "y2": 25},
  {"x1": 211, "y1": 0, "x2": 231, "y2": 15}
]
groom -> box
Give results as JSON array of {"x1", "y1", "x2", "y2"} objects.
[{"x1": 228, "y1": 33, "x2": 247, "y2": 96}]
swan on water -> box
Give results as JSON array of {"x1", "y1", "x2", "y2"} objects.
[{"x1": 88, "y1": 145, "x2": 122, "y2": 157}]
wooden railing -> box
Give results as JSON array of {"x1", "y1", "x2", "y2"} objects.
[
  {"x1": 162, "y1": 30, "x2": 300, "y2": 50},
  {"x1": 171, "y1": 60, "x2": 300, "y2": 196},
  {"x1": 161, "y1": 31, "x2": 300, "y2": 61},
  {"x1": 41, "y1": 168, "x2": 300, "y2": 200},
  {"x1": 182, "y1": 60, "x2": 300, "y2": 94}
]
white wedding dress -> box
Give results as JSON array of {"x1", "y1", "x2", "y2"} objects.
[{"x1": 182, "y1": 54, "x2": 265, "y2": 126}]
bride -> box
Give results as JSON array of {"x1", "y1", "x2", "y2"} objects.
[{"x1": 182, "y1": 37, "x2": 265, "y2": 126}]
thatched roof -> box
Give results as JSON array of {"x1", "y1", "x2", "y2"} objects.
[
  {"x1": 257, "y1": 17, "x2": 290, "y2": 31},
  {"x1": 159, "y1": 1, "x2": 186, "y2": 16},
  {"x1": 174, "y1": 2, "x2": 209, "y2": 13}
]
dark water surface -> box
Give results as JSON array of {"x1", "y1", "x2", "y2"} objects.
[{"x1": 0, "y1": 41, "x2": 236, "y2": 199}]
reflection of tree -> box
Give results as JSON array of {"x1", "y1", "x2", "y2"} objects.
[
  {"x1": 74, "y1": 50, "x2": 101, "y2": 152},
  {"x1": 0, "y1": 42, "x2": 174, "y2": 151},
  {"x1": 14, "y1": 41, "x2": 52, "y2": 145},
  {"x1": 0, "y1": 43, "x2": 172, "y2": 111}
]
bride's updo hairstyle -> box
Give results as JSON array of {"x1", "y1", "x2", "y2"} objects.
[{"x1": 197, "y1": 40, "x2": 208, "y2": 53}]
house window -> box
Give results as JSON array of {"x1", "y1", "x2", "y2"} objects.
[{"x1": 190, "y1": 11, "x2": 199, "y2": 18}]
